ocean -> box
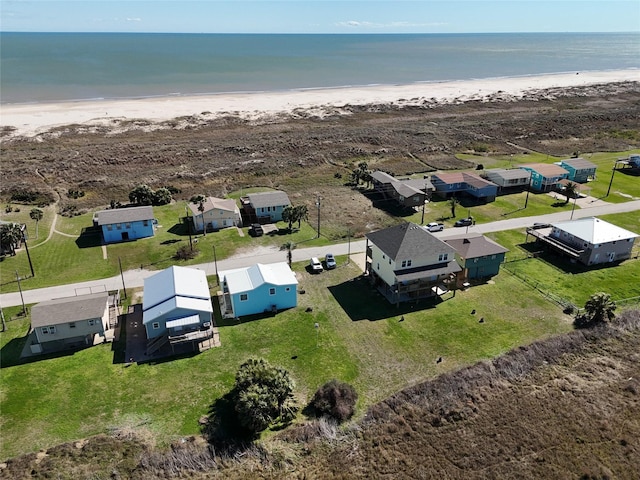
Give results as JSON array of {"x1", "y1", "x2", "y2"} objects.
[{"x1": 1, "y1": 32, "x2": 638, "y2": 104}]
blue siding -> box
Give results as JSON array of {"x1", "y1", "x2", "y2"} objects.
[
  {"x1": 145, "y1": 307, "x2": 211, "y2": 339},
  {"x1": 256, "y1": 205, "x2": 286, "y2": 222},
  {"x1": 231, "y1": 283, "x2": 297, "y2": 317},
  {"x1": 102, "y1": 219, "x2": 154, "y2": 243},
  {"x1": 462, "y1": 253, "x2": 505, "y2": 279},
  {"x1": 560, "y1": 162, "x2": 596, "y2": 183}
]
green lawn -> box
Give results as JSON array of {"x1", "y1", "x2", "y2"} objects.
[{"x1": 1, "y1": 258, "x2": 573, "y2": 460}]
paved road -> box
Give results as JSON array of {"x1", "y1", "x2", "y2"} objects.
[{"x1": 1, "y1": 199, "x2": 638, "y2": 308}]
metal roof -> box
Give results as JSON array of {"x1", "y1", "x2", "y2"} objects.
[
  {"x1": 246, "y1": 191, "x2": 291, "y2": 209},
  {"x1": 519, "y1": 163, "x2": 569, "y2": 177},
  {"x1": 444, "y1": 233, "x2": 509, "y2": 259},
  {"x1": 187, "y1": 197, "x2": 239, "y2": 216},
  {"x1": 366, "y1": 222, "x2": 456, "y2": 261},
  {"x1": 219, "y1": 262, "x2": 298, "y2": 295},
  {"x1": 143, "y1": 266, "x2": 211, "y2": 312},
  {"x1": 485, "y1": 168, "x2": 531, "y2": 180},
  {"x1": 31, "y1": 292, "x2": 108, "y2": 328},
  {"x1": 551, "y1": 217, "x2": 638, "y2": 244},
  {"x1": 93, "y1": 206, "x2": 154, "y2": 225},
  {"x1": 560, "y1": 157, "x2": 597, "y2": 170}
]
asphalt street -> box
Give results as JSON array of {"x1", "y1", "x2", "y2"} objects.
[{"x1": 1, "y1": 199, "x2": 638, "y2": 308}]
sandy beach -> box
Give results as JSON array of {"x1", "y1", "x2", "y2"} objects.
[{"x1": 1, "y1": 69, "x2": 638, "y2": 138}]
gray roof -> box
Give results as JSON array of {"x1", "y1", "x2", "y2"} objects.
[
  {"x1": 31, "y1": 292, "x2": 108, "y2": 328},
  {"x1": 371, "y1": 171, "x2": 396, "y2": 184},
  {"x1": 246, "y1": 191, "x2": 291, "y2": 208},
  {"x1": 560, "y1": 157, "x2": 597, "y2": 170},
  {"x1": 366, "y1": 222, "x2": 456, "y2": 261},
  {"x1": 402, "y1": 178, "x2": 435, "y2": 191},
  {"x1": 485, "y1": 168, "x2": 531, "y2": 180},
  {"x1": 94, "y1": 206, "x2": 154, "y2": 226},
  {"x1": 391, "y1": 182, "x2": 423, "y2": 198},
  {"x1": 444, "y1": 233, "x2": 509, "y2": 259}
]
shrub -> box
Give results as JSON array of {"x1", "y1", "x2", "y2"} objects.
[
  {"x1": 311, "y1": 379, "x2": 358, "y2": 423},
  {"x1": 174, "y1": 246, "x2": 199, "y2": 260}
]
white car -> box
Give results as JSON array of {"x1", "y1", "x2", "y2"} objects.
[
  {"x1": 310, "y1": 257, "x2": 323, "y2": 273},
  {"x1": 426, "y1": 222, "x2": 444, "y2": 232}
]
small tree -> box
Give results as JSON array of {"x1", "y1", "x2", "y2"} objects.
[
  {"x1": 152, "y1": 187, "x2": 172, "y2": 206},
  {"x1": 584, "y1": 292, "x2": 616, "y2": 325},
  {"x1": 282, "y1": 205, "x2": 296, "y2": 231},
  {"x1": 295, "y1": 205, "x2": 309, "y2": 228},
  {"x1": 197, "y1": 200, "x2": 206, "y2": 235},
  {"x1": 311, "y1": 379, "x2": 358, "y2": 423},
  {"x1": 128, "y1": 184, "x2": 154, "y2": 205},
  {"x1": 233, "y1": 358, "x2": 297, "y2": 433},
  {"x1": 29, "y1": 208, "x2": 44, "y2": 239},
  {"x1": 280, "y1": 241, "x2": 296, "y2": 266},
  {"x1": 449, "y1": 196, "x2": 459, "y2": 218},
  {"x1": 563, "y1": 181, "x2": 578, "y2": 204},
  {"x1": 0, "y1": 223, "x2": 23, "y2": 256}
]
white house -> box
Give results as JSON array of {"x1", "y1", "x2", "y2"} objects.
[
  {"x1": 547, "y1": 217, "x2": 638, "y2": 266},
  {"x1": 365, "y1": 222, "x2": 461, "y2": 304},
  {"x1": 143, "y1": 266, "x2": 214, "y2": 354},
  {"x1": 187, "y1": 197, "x2": 242, "y2": 232},
  {"x1": 218, "y1": 262, "x2": 298, "y2": 318}
]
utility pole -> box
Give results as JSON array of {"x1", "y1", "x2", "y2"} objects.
[
  {"x1": 185, "y1": 205, "x2": 193, "y2": 251},
  {"x1": 570, "y1": 193, "x2": 578, "y2": 220},
  {"x1": 315, "y1": 195, "x2": 322, "y2": 238},
  {"x1": 15, "y1": 271, "x2": 25, "y2": 316},
  {"x1": 420, "y1": 180, "x2": 428, "y2": 224},
  {"x1": 524, "y1": 176, "x2": 532, "y2": 209},
  {"x1": 118, "y1": 257, "x2": 127, "y2": 299},
  {"x1": 212, "y1": 244, "x2": 219, "y2": 285},
  {"x1": 347, "y1": 228, "x2": 351, "y2": 264},
  {"x1": 23, "y1": 235, "x2": 34, "y2": 277},
  {"x1": 606, "y1": 163, "x2": 617, "y2": 197}
]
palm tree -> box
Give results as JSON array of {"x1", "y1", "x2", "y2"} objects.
[
  {"x1": 584, "y1": 292, "x2": 616, "y2": 325},
  {"x1": 29, "y1": 208, "x2": 44, "y2": 239},
  {"x1": 282, "y1": 205, "x2": 296, "y2": 231},
  {"x1": 197, "y1": 200, "x2": 206, "y2": 235},
  {"x1": 0, "y1": 223, "x2": 24, "y2": 256},
  {"x1": 280, "y1": 241, "x2": 296, "y2": 266},
  {"x1": 295, "y1": 205, "x2": 308, "y2": 228},
  {"x1": 563, "y1": 181, "x2": 578, "y2": 204},
  {"x1": 449, "y1": 196, "x2": 459, "y2": 218}
]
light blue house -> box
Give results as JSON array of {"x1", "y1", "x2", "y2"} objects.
[
  {"x1": 518, "y1": 163, "x2": 569, "y2": 192},
  {"x1": 93, "y1": 206, "x2": 155, "y2": 243},
  {"x1": 241, "y1": 191, "x2": 291, "y2": 223},
  {"x1": 218, "y1": 262, "x2": 298, "y2": 318},
  {"x1": 143, "y1": 266, "x2": 213, "y2": 347},
  {"x1": 560, "y1": 158, "x2": 597, "y2": 183}
]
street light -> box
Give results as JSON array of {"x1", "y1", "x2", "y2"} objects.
[{"x1": 315, "y1": 195, "x2": 322, "y2": 238}]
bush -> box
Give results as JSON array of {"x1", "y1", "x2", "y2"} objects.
[
  {"x1": 174, "y1": 246, "x2": 199, "y2": 260},
  {"x1": 311, "y1": 379, "x2": 358, "y2": 423}
]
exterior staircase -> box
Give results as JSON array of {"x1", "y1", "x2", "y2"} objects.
[{"x1": 146, "y1": 334, "x2": 168, "y2": 356}]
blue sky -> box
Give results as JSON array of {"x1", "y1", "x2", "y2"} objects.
[{"x1": 1, "y1": 1, "x2": 639, "y2": 34}]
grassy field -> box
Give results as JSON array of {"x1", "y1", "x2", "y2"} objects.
[{"x1": 0, "y1": 255, "x2": 576, "y2": 460}]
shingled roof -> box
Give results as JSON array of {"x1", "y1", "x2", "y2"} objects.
[
  {"x1": 93, "y1": 206, "x2": 154, "y2": 225},
  {"x1": 31, "y1": 292, "x2": 108, "y2": 328},
  {"x1": 444, "y1": 233, "x2": 509, "y2": 259},
  {"x1": 366, "y1": 222, "x2": 456, "y2": 261}
]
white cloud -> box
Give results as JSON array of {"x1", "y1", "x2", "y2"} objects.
[
  {"x1": 335, "y1": 20, "x2": 448, "y2": 29},
  {"x1": 126, "y1": 17, "x2": 142, "y2": 22}
]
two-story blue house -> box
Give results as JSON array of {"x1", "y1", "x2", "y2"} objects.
[
  {"x1": 518, "y1": 163, "x2": 569, "y2": 192},
  {"x1": 218, "y1": 262, "x2": 298, "y2": 318},
  {"x1": 93, "y1": 206, "x2": 155, "y2": 243},
  {"x1": 142, "y1": 266, "x2": 215, "y2": 355},
  {"x1": 240, "y1": 191, "x2": 291, "y2": 223},
  {"x1": 560, "y1": 158, "x2": 597, "y2": 183},
  {"x1": 444, "y1": 233, "x2": 509, "y2": 283},
  {"x1": 430, "y1": 172, "x2": 498, "y2": 203}
]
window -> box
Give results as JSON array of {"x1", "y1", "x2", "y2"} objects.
[
  {"x1": 382, "y1": 254, "x2": 386, "y2": 259},
  {"x1": 152, "y1": 322, "x2": 160, "y2": 329},
  {"x1": 240, "y1": 293, "x2": 248, "y2": 301},
  {"x1": 285, "y1": 287, "x2": 291, "y2": 292},
  {"x1": 376, "y1": 263, "x2": 380, "y2": 270},
  {"x1": 88, "y1": 319, "x2": 95, "y2": 326},
  {"x1": 143, "y1": 220, "x2": 149, "y2": 227},
  {"x1": 107, "y1": 225, "x2": 112, "y2": 231},
  {"x1": 69, "y1": 322, "x2": 76, "y2": 328},
  {"x1": 401, "y1": 260, "x2": 412, "y2": 268},
  {"x1": 125, "y1": 223, "x2": 131, "y2": 229},
  {"x1": 491, "y1": 255, "x2": 496, "y2": 260},
  {"x1": 41, "y1": 327, "x2": 49, "y2": 334},
  {"x1": 116, "y1": 223, "x2": 122, "y2": 230},
  {"x1": 269, "y1": 287, "x2": 276, "y2": 295},
  {"x1": 438, "y1": 253, "x2": 449, "y2": 262}
]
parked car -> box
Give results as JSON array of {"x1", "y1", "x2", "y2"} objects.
[
  {"x1": 325, "y1": 253, "x2": 337, "y2": 269},
  {"x1": 249, "y1": 223, "x2": 264, "y2": 237},
  {"x1": 310, "y1": 257, "x2": 323, "y2": 273},
  {"x1": 425, "y1": 222, "x2": 444, "y2": 232},
  {"x1": 454, "y1": 218, "x2": 473, "y2": 227}
]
